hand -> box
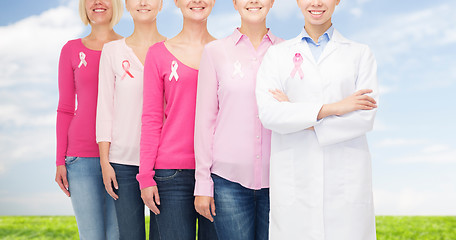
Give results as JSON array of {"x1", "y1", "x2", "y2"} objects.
[
  {"x1": 269, "y1": 89, "x2": 290, "y2": 102},
  {"x1": 101, "y1": 164, "x2": 119, "y2": 200},
  {"x1": 318, "y1": 89, "x2": 377, "y2": 120},
  {"x1": 55, "y1": 165, "x2": 70, "y2": 197},
  {"x1": 333, "y1": 89, "x2": 377, "y2": 115},
  {"x1": 195, "y1": 196, "x2": 216, "y2": 222},
  {"x1": 141, "y1": 186, "x2": 160, "y2": 215}
]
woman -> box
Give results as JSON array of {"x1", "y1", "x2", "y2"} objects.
[
  {"x1": 137, "y1": 0, "x2": 218, "y2": 239},
  {"x1": 54, "y1": 0, "x2": 123, "y2": 239},
  {"x1": 255, "y1": 0, "x2": 378, "y2": 239},
  {"x1": 194, "y1": 0, "x2": 282, "y2": 239},
  {"x1": 96, "y1": 0, "x2": 166, "y2": 239}
]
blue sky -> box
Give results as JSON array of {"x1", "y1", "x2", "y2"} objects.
[{"x1": 0, "y1": 0, "x2": 455, "y2": 215}]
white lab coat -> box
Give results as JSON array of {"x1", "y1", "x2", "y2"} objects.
[{"x1": 256, "y1": 29, "x2": 378, "y2": 240}]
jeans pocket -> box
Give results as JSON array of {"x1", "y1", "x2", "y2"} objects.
[
  {"x1": 154, "y1": 169, "x2": 179, "y2": 181},
  {"x1": 65, "y1": 156, "x2": 79, "y2": 165}
]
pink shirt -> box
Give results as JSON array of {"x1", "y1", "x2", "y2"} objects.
[
  {"x1": 56, "y1": 39, "x2": 101, "y2": 166},
  {"x1": 137, "y1": 42, "x2": 198, "y2": 189},
  {"x1": 194, "y1": 29, "x2": 283, "y2": 197},
  {"x1": 96, "y1": 38, "x2": 144, "y2": 166}
]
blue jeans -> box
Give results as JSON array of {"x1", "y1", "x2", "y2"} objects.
[
  {"x1": 111, "y1": 163, "x2": 160, "y2": 240},
  {"x1": 66, "y1": 157, "x2": 119, "y2": 240},
  {"x1": 153, "y1": 169, "x2": 218, "y2": 240},
  {"x1": 212, "y1": 174, "x2": 270, "y2": 240}
]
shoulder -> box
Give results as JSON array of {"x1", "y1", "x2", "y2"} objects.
[
  {"x1": 333, "y1": 30, "x2": 372, "y2": 53},
  {"x1": 101, "y1": 38, "x2": 125, "y2": 56},
  {"x1": 202, "y1": 37, "x2": 231, "y2": 55},
  {"x1": 60, "y1": 38, "x2": 81, "y2": 52}
]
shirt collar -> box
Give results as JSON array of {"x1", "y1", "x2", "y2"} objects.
[
  {"x1": 300, "y1": 25, "x2": 335, "y2": 43},
  {"x1": 230, "y1": 28, "x2": 278, "y2": 45}
]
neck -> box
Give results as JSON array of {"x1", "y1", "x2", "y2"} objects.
[
  {"x1": 128, "y1": 20, "x2": 163, "y2": 45},
  {"x1": 88, "y1": 24, "x2": 117, "y2": 42},
  {"x1": 304, "y1": 20, "x2": 332, "y2": 43},
  {"x1": 177, "y1": 18, "x2": 212, "y2": 44},
  {"x1": 239, "y1": 21, "x2": 268, "y2": 49}
]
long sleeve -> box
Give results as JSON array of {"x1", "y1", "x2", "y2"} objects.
[
  {"x1": 137, "y1": 48, "x2": 163, "y2": 189},
  {"x1": 255, "y1": 47, "x2": 323, "y2": 135},
  {"x1": 194, "y1": 47, "x2": 218, "y2": 197},
  {"x1": 96, "y1": 45, "x2": 115, "y2": 143},
  {"x1": 314, "y1": 45, "x2": 378, "y2": 146},
  {"x1": 56, "y1": 43, "x2": 75, "y2": 166}
]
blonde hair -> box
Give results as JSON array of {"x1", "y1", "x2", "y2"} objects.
[{"x1": 79, "y1": 0, "x2": 123, "y2": 28}]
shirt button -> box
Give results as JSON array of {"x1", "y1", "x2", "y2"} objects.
[
  {"x1": 256, "y1": 136, "x2": 260, "y2": 139},
  {"x1": 256, "y1": 155, "x2": 260, "y2": 159},
  {"x1": 252, "y1": 57, "x2": 258, "y2": 61}
]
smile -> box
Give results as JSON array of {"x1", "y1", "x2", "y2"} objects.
[
  {"x1": 137, "y1": 9, "x2": 151, "y2": 13},
  {"x1": 190, "y1": 7, "x2": 205, "y2": 10},
  {"x1": 309, "y1": 10, "x2": 325, "y2": 16},
  {"x1": 247, "y1": 7, "x2": 262, "y2": 12},
  {"x1": 93, "y1": 8, "x2": 106, "y2": 13}
]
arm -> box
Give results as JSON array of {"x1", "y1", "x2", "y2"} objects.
[
  {"x1": 138, "y1": 47, "x2": 163, "y2": 215},
  {"x1": 55, "y1": 42, "x2": 74, "y2": 197},
  {"x1": 314, "y1": 46, "x2": 379, "y2": 146},
  {"x1": 194, "y1": 47, "x2": 217, "y2": 222},
  {"x1": 96, "y1": 45, "x2": 118, "y2": 200},
  {"x1": 255, "y1": 47, "x2": 323, "y2": 134}
]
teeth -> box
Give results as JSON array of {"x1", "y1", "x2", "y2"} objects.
[
  {"x1": 94, "y1": 9, "x2": 106, "y2": 12},
  {"x1": 138, "y1": 9, "x2": 150, "y2": 12},
  {"x1": 310, "y1": 11, "x2": 323, "y2": 15},
  {"x1": 191, "y1": 7, "x2": 204, "y2": 10},
  {"x1": 247, "y1": 7, "x2": 261, "y2": 11}
]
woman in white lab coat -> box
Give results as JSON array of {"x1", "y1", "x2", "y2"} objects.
[{"x1": 255, "y1": 0, "x2": 378, "y2": 239}]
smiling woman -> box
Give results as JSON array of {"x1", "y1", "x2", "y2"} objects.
[
  {"x1": 54, "y1": 0, "x2": 123, "y2": 239},
  {"x1": 136, "y1": 0, "x2": 218, "y2": 239}
]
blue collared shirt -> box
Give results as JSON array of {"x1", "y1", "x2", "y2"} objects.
[{"x1": 301, "y1": 25, "x2": 334, "y2": 61}]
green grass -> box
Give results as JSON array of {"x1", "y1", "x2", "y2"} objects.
[{"x1": 0, "y1": 216, "x2": 455, "y2": 239}]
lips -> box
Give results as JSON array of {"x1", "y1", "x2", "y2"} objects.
[
  {"x1": 137, "y1": 9, "x2": 151, "y2": 13},
  {"x1": 190, "y1": 7, "x2": 205, "y2": 11},
  {"x1": 93, "y1": 8, "x2": 106, "y2": 13},
  {"x1": 246, "y1": 7, "x2": 262, "y2": 11},
  {"x1": 309, "y1": 10, "x2": 325, "y2": 16}
]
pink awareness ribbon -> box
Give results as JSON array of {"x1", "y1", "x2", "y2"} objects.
[
  {"x1": 121, "y1": 60, "x2": 134, "y2": 80},
  {"x1": 290, "y1": 53, "x2": 304, "y2": 80}
]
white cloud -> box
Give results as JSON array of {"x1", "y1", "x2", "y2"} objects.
[
  {"x1": 374, "y1": 187, "x2": 456, "y2": 215},
  {"x1": 352, "y1": 3, "x2": 456, "y2": 64},
  {"x1": 388, "y1": 149, "x2": 456, "y2": 164},
  {"x1": 0, "y1": 1, "x2": 81, "y2": 174},
  {"x1": 0, "y1": 192, "x2": 74, "y2": 215},
  {"x1": 377, "y1": 138, "x2": 428, "y2": 148},
  {"x1": 0, "y1": 5, "x2": 83, "y2": 87}
]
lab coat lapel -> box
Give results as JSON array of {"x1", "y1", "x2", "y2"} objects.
[
  {"x1": 318, "y1": 29, "x2": 350, "y2": 64},
  {"x1": 290, "y1": 35, "x2": 317, "y2": 65}
]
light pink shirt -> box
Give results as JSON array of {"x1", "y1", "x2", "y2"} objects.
[
  {"x1": 194, "y1": 29, "x2": 283, "y2": 197},
  {"x1": 96, "y1": 38, "x2": 144, "y2": 166},
  {"x1": 137, "y1": 42, "x2": 199, "y2": 189}
]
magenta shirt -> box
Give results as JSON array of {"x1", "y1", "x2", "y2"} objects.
[
  {"x1": 56, "y1": 39, "x2": 101, "y2": 166},
  {"x1": 194, "y1": 29, "x2": 283, "y2": 197},
  {"x1": 137, "y1": 42, "x2": 198, "y2": 189}
]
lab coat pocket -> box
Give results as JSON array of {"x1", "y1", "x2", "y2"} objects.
[
  {"x1": 344, "y1": 147, "x2": 373, "y2": 204},
  {"x1": 270, "y1": 149, "x2": 295, "y2": 206}
]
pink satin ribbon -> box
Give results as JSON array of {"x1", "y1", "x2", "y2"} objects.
[
  {"x1": 121, "y1": 60, "x2": 134, "y2": 80},
  {"x1": 290, "y1": 53, "x2": 304, "y2": 80}
]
